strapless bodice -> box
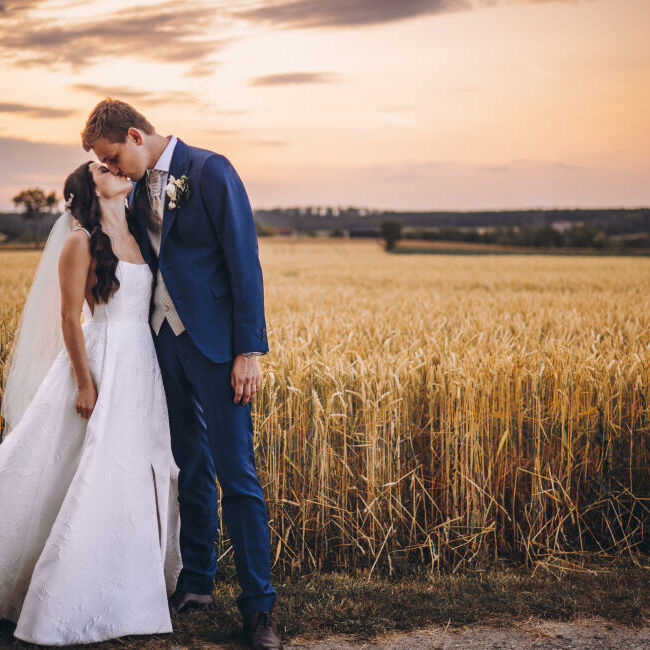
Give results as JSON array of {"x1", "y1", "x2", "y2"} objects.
[{"x1": 83, "y1": 261, "x2": 152, "y2": 324}]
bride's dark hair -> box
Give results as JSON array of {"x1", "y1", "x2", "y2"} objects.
[{"x1": 62, "y1": 161, "x2": 137, "y2": 304}]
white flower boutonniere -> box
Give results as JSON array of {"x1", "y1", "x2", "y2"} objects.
[{"x1": 165, "y1": 174, "x2": 190, "y2": 210}]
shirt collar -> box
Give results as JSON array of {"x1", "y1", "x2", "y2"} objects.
[{"x1": 151, "y1": 135, "x2": 177, "y2": 174}]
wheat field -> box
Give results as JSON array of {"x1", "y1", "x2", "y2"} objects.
[{"x1": 1, "y1": 240, "x2": 649, "y2": 574}]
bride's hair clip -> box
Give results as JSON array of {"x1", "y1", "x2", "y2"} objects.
[{"x1": 64, "y1": 192, "x2": 74, "y2": 211}]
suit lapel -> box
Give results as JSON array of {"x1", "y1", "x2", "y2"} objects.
[
  {"x1": 132, "y1": 176, "x2": 157, "y2": 274},
  {"x1": 161, "y1": 138, "x2": 190, "y2": 248}
]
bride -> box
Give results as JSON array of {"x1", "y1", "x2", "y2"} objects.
[{"x1": 0, "y1": 161, "x2": 181, "y2": 645}]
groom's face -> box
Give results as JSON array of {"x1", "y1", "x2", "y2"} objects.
[{"x1": 93, "y1": 133, "x2": 148, "y2": 182}]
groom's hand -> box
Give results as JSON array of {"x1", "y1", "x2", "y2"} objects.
[{"x1": 231, "y1": 354, "x2": 261, "y2": 405}]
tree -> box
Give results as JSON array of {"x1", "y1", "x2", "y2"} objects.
[
  {"x1": 380, "y1": 219, "x2": 402, "y2": 251},
  {"x1": 13, "y1": 188, "x2": 57, "y2": 248},
  {"x1": 255, "y1": 220, "x2": 273, "y2": 237}
]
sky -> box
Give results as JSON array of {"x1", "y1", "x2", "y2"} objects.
[{"x1": 0, "y1": 0, "x2": 649, "y2": 211}]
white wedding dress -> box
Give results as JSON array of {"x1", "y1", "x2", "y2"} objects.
[{"x1": 0, "y1": 258, "x2": 182, "y2": 646}]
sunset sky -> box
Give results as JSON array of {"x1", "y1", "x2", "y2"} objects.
[{"x1": 1, "y1": 0, "x2": 648, "y2": 211}]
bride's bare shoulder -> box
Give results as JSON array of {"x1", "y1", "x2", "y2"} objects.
[{"x1": 59, "y1": 229, "x2": 92, "y2": 271}]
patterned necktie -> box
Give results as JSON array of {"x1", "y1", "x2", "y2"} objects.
[{"x1": 148, "y1": 169, "x2": 164, "y2": 223}]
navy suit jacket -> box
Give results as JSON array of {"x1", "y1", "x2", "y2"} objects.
[{"x1": 129, "y1": 138, "x2": 268, "y2": 364}]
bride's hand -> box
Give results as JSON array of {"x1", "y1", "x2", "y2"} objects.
[{"x1": 75, "y1": 384, "x2": 97, "y2": 419}]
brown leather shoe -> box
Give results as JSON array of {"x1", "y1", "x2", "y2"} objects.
[
  {"x1": 243, "y1": 610, "x2": 283, "y2": 649},
  {"x1": 168, "y1": 590, "x2": 214, "y2": 616}
]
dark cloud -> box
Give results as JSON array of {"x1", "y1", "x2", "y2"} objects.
[
  {"x1": 0, "y1": 102, "x2": 76, "y2": 118},
  {"x1": 71, "y1": 85, "x2": 253, "y2": 120},
  {"x1": 0, "y1": 0, "x2": 39, "y2": 16},
  {"x1": 236, "y1": 0, "x2": 582, "y2": 29},
  {"x1": 235, "y1": 0, "x2": 469, "y2": 29},
  {"x1": 70, "y1": 84, "x2": 199, "y2": 107},
  {"x1": 0, "y1": 1, "x2": 225, "y2": 71},
  {"x1": 0, "y1": 1, "x2": 581, "y2": 73},
  {"x1": 250, "y1": 72, "x2": 342, "y2": 86}
]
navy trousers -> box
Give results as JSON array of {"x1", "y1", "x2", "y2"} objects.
[{"x1": 153, "y1": 319, "x2": 276, "y2": 617}]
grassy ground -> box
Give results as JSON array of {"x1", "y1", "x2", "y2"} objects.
[{"x1": 1, "y1": 555, "x2": 647, "y2": 648}]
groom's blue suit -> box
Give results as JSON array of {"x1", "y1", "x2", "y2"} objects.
[{"x1": 129, "y1": 138, "x2": 275, "y2": 617}]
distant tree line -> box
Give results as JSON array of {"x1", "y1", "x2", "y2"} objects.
[
  {"x1": 2, "y1": 191, "x2": 649, "y2": 252},
  {"x1": 400, "y1": 224, "x2": 650, "y2": 249},
  {"x1": 255, "y1": 206, "x2": 650, "y2": 234},
  {"x1": 305, "y1": 221, "x2": 649, "y2": 251}
]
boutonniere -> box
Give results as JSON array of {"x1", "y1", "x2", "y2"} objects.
[{"x1": 165, "y1": 174, "x2": 190, "y2": 209}]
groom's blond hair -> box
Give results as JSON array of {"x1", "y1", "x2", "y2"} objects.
[{"x1": 81, "y1": 98, "x2": 155, "y2": 151}]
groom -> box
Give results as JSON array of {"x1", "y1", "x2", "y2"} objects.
[{"x1": 81, "y1": 99, "x2": 281, "y2": 650}]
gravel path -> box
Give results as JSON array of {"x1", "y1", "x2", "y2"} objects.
[{"x1": 285, "y1": 617, "x2": 650, "y2": 649}]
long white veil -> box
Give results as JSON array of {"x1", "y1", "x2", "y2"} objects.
[{"x1": 1, "y1": 207, "x2": 74, "y2": 436}]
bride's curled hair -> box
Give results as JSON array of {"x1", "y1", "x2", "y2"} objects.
[{"x1": 62, "y1": 162, "x2": 136, "y2": 304}]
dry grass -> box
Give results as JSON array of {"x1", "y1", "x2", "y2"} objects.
[
  {"x1": 1, "y1": 240, "x2": 649, "y2": 576},
  {"x1": 1, "y1": 556, "x2": 648, "y2": 648}
]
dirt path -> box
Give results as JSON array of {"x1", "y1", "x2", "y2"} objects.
[{"x1": 285, "y1": 617, "x2": 650, "y2": 649}]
